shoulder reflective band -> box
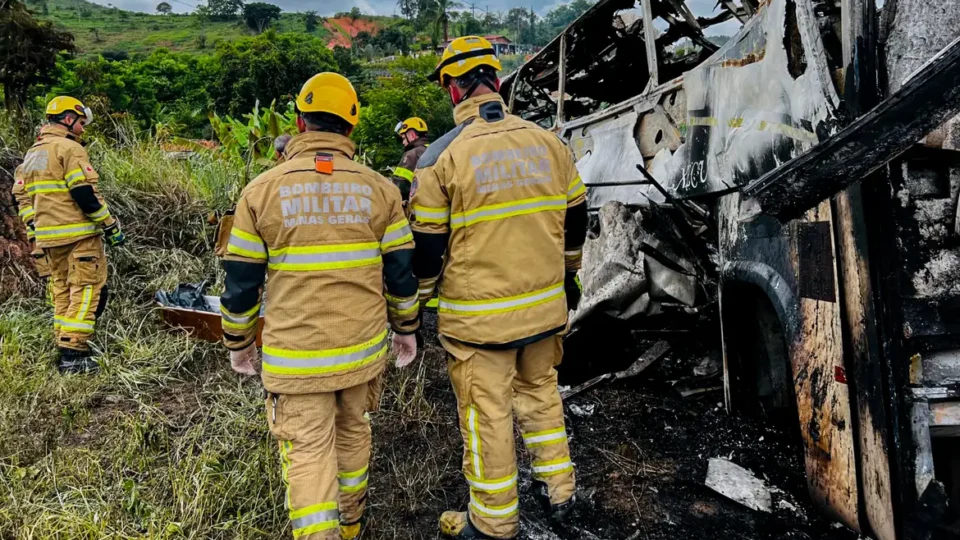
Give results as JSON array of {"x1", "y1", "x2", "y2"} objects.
[
  {"x1": 381, "y1": 219, "x2": 413, "y2": 250},
  {"x1": 221, "y1": 303, "x2": 261, "y2": 330},
  {"x1": 65, "y1": 168, "x2": 86, "y2": 187},
  {"x1": 262, "y1": 329, "x2": 388, "y2": 375},
  {"x1": 522, "y1": 427, "x2": 568, "y2": 448},
  {"x1": 412, "y1": 205, "x2": 450, "y2": 224},
  {"x1": 394, "y1": 167, "x2": 414, "y2": 182},
  {"x1": 338, "y1": 465, "x2": 369, "y2": 493},
  {"x1": 450, "y1": 195, "x2": 566, "y2": 229},
  {"x1": 532, "y1": 457, "x2": 574, "y2": 478},
  {"x1": 35, "y1": 222, "x2": 98, "y2": 240},
  {"x1": 268, "y1": 242, "x2": 381, "y2": 271},
  {"x1": 227, "y1": 228, "x2": 267, "y2": 260},
  {"x1": 290, "y1": 502, "x2": 339, "y2": 537},
  {"x1": 469, "y1": 492, "x2": 519, "y2": 518},
  {"x1": 567, "y1": 176, "x2": 586, "y2": 200},
  {"x1": 465, "y1": 472, "x2": 517, "y2": 494},
  {"x1": 27, "y1": 180, "x2": 68, "y2": 194},
  {"x1": 439, "y1": 282, "x2": 564, "y2": 316}
]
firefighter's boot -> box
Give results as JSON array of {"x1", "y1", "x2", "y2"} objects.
[
  {"x1": 439, "y1": 511, "x2": 501, "y2": 539},
  {"x1": 339, "y1": 520, "x2": 363, "y2": 540},
  {"x1": 58, "y1": 347, "x2": 98, "y2": 374},
  {"x1": 532, "y1": 480, "x2": 576, "y2": 523}
]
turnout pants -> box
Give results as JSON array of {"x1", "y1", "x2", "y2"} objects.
[
  {"x1": 44, "y1": 235, "x2": 108, "y2": 352},
  {"x1": 266, "y1": 381, "x2": 374, "y2": 540},
  {"x1": 442, "y1": 334, "x2": 576, "y2": 539}
]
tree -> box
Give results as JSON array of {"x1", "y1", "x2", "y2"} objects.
[
  {"x1": 89, "y1": 27, "x2": 101, "y2": 42},
  {"x1": 430, "y1": 0, "x2": 461, "y2": 44},
  {"x1": 304, "y1": 10, "x2": 317, "y2": 32},
  {"x1": 349, "y1": 6, "x2": 361, "y2": 19},
  {"x1": 156, "y1": 1, "x2": 172, "y2": 14},
  {"x1": 0, "y1": 0, "x2": 76, "y2": 120},
  {"x1": 397, "y1": 0, "x2": 417, "y2": 20},
  {"x1": 194, "y1": 4, "x2": 211, "y2": 26},
  {"x1": 211, "y1": 31, "x2": 338, "y2": 116},
  {"x1": 208, "y1": 0, "x2": 243, "y2": 19},
  {"x1": 242, "y1": 2, "x2": 280, "y2": 33}
]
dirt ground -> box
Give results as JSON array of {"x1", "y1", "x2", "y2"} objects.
[{"x1": 363, "y1": 314, "x2": 865, "y2": 540}]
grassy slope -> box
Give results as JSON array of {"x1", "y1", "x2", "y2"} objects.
[{"x1": 39, "y1": 0, "x2": 399, "y2": 56}]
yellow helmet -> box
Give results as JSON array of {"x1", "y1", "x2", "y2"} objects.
[
  {"x1": 395, "y1": 117, "x2": 428, "y2": 135},
  {"x1": 296, "y1": 72, "x2": 360, "y2": 126},
  {"x1": 430, "y1": 35, "x2": 502, "y2": 85},
  {"x1": 46, "y1": 96, "x2": 93, "y2": 125}
]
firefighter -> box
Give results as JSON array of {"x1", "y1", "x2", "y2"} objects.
[
  {"x1": 391, "y1": 117, "x2": 430, "y2": 206},
  {"x1": 12, "y1": 96, "x2": 125, "y2": 374},
  {"x1": 408, "y1": 36, "x2": 588, "y2": 539},
  {"x1": 219, "y1": 72, "x2": 420, "y2": 540}
]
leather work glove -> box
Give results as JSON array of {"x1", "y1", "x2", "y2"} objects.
[
  {"x1": 230, "y1": 344, "x2": 261, "y2": 376},
  {"x1": 392, "y1": 332, "x2": 418, "y2": 368},
  {"x1": 103, "y1": 222, "x2": 126, "y2": 247},
  {"x1": 564, "y1": 272, "x2": 582, "y2": 311}
]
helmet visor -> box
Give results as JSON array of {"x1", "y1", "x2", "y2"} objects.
[
  {"x1": 80, "y1": 107, "x2": 94, "y2": 126},
  {"x1": 394, "y1": 121, "x2": 405, "y2": 135}
]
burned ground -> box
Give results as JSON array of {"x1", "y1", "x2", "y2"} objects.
[{"x1": 363, "y1": 314, "x2": 864, "y2": 540}]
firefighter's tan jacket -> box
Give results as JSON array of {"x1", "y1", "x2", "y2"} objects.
[
  {"x1": 221, "y1": 132, "x2": 420, "y2": 395},
  {"x1": 410, "y1": 94, "x2": 587, "y2": 346},
  {"x1": 391, "y1": 137, "x2": 429, "y2": 204},
  {"x1": 12, "y1": 124, "x2": 115, "y2": 248}
]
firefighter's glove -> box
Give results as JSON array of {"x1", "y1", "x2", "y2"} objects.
[
  {"x1": 103, "y1": 222, "x2": 126, "y2": 247},
  {"x1": 230, "y1": 344, "x2": 261, "y2": 376},
  {"x1": 564, "y1": 272, "x2": 582, "y2": 311},
  {"x1": 392, "y1": 331, "x2": 418, "y2": 368}
]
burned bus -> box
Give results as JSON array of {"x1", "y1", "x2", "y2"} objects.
[{"x1": 501, "y1": 0, "x2": 960, "y2": 537}]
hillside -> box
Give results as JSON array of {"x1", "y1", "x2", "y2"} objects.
[{"x1": 34, "y1": 0, "x2": 394, "y2": 56}]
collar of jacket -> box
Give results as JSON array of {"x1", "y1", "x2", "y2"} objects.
[
  {"x1": 38, "y1": 123, "x2": 73, "y2": 141},
  {"x1": 284, "y1": 132, "x2": 356, "y2": 161},
  {"x1": 408, "y1": 136, "x2": 429, "y2": 149},
  {"x1": 454, "y1": 93, "x2": 506, "y2": 125}
]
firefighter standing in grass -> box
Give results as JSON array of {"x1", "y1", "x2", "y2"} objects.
[
  {"x1": 219, "y1": 72, "x2": 420, "y2": 540},
  {"x1": 408, "y1": 36, "x2": 588, "y2": 539},
  {"x1": 12, "y1": 96, "x2": 125, "y2": 374},
  {"x1": 391, "y1": 117, "x2": 430, "y2": 206}
]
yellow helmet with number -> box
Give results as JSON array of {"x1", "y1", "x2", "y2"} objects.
[
  {"x1": 46, "y1": 96, "x2": 93, "y2": 125},
  {"x1": 430, "y1": 35, "x2": 502, "y2": 85},
  {"x1": 395, "y1": 117, "x2": 428, "y2": 135},
  {"x1": 296, "y1": 72, "x2": 360, "y2": 126}
]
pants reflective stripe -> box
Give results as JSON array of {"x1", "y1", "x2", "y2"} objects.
[
  {"x1": 466, "y1": 472, "x2": 517, "y2": 494},
  {"x1": 522, "y1": 427, "x2": 567, "y2": 448},
  {"x1": 35, "y1": 223, "x2": 98, "y2": 239},
  {"x1": 268, "y1": 242, "x2": 381, "y2": 272},
  {"x1": 394, "y1": 166, "x2": 415, "y2": 181},
  {"x1": 450, "y1": 195, "x2": 566, "y2": 229},
  {"x1": 55, "y1": 316, "x2": 95, "y2": 333},
  {"x1": 412, "y1": 205, "x2": 450, "y2": 224},
  {"x1": 567, "y1": 176, "x2": 586, "y2": 200},
  {"x1": 290, "y1": 501, "x2": 339, "y2": 537},
  {"x1": 532, "y1": 457, "x2": 574, "y2": 477},
  {"x1": 227, "y1": 228, "x2": 267, "y2": 260},
  {"x1": 338, "y1": 465, "x2": 369, "y2": 493},
  {"x1": 467, "y1": 405, "x2": 483, "y2": 478},
  {"x1": 439, "y1": 282, "x2": 564, "y2": 316},
  {"x1": 381, "y1": 219, "x2": 413, "y2": 250},
  {"x1": 262, "y1": 330, "x2": 389, "y2": 375},
  {"x1": 469, "y1": 492, "x2": 519, "y2": 518}
]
